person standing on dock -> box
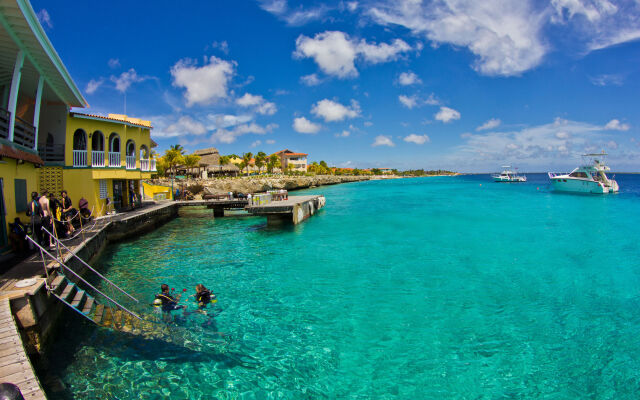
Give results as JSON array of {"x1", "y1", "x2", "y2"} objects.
[{"x1": 38, "y1": 190, "x2": 54, "y2": 248}]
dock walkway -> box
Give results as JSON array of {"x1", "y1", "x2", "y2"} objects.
[{"x1": 0, "y1": 299, "x2": 46, "y2": 400}]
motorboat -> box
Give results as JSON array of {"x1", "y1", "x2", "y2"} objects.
[
  {"x1": 548, "y1": 152, "x2": 619, "y2": 193},
  {"x1": 492, "y1": 166, "x2": 527, "y2": 182}
]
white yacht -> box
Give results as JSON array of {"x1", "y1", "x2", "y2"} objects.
[
  {"x1": 548, "y1": 152, "x2": 619, "y2": 194},
  {"x1": 492, "y1": 166, "x2": 527, "y2": 182}
]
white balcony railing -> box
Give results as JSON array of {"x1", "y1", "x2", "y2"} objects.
[
  {"x1": 108, "y1": 152, "x2": 121, "y2": 167},
  {"x1": 140, "y1": 158, "x2": 149, "y2": 171},
  {"x1": 73, "y1": 150, "x2": 87, "y2": 167},
  {"x1": 126, "y1": 155, "x2": 136, "y2": 170},
  {"x1": 91, "y1": 150, "x2": 105, "y2": 167},
  {"x1": 150, "y1": 159, "x2": 156, "y2": 171}
]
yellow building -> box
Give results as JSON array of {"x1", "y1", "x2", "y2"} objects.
[
  {"x1": 42, "y1": 112, "x2": 156, "y2": 217},
  {"x1": 0, "y1": 0, "x2": 157, "y2": 250},
  {"x1": 1, "y1": 0, "x2": 87, "y2": 249}
]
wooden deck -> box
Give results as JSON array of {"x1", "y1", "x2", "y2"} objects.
[{"x1": 0, "y1": 299, "x2": 46, "y2": 400}]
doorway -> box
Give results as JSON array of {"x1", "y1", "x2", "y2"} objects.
[{"x1": 112, "y1": 180, "x2": 125, "y2": 211}]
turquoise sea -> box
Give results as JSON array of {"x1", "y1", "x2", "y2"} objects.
[{"x1": 47, "y1": 174, "x2": 640, "y2": 399}]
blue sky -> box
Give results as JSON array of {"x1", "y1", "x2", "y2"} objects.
[{"x1": 32, "y1": 0, "x2": 640, "y2": 172}]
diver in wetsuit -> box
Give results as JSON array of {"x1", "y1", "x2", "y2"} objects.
[
  {"x1": 154, "y1": 284, "x2": 186, "y2": 320},
  {"x1": 194, "y1": 284, "x2": 217, "y2": 312}
]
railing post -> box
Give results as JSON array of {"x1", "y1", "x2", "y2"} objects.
[
  {"x1": 7, "y1": 50, "x2": 24, "y2": 142},
  {"x1": 33, "y1": 76, "x2": 44, "y2": 150}
]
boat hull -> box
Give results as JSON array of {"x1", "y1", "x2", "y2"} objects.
[
  {"x1": 493, "y1": 176, "x2": 526, "y2": 182},
  {"x1": 550, "y1": 177, "x2": 618, "y2": 193}
]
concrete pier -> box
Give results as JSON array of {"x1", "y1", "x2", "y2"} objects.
[
  {"x1": 245, "y1": 195, "x2": 326, "y2": 225},
  {"x1": 175, "y1": 199, "x2": 248, "y2": 217}
]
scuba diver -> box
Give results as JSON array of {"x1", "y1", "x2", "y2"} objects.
[
  {"x1": 153, "y1": 284, "x2": 187, "y2": 321},
  {"x1": 192, "y1": 284, "x2": 217, "y2": 312}
]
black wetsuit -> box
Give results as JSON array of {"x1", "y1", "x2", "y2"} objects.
[
  {"x1": 156, "y1": 292, "x2": 181, "y2": 312},
  {"x1": 196, "y1": 290, "x2": 214, "y2": 309}
]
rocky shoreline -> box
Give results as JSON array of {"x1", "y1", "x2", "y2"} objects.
[{"x1": 150, "y1": 175, "x2": 392, "y2": 195}]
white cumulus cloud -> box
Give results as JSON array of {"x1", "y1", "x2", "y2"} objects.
[
  {"x1": 36, "y1": 9, "x2": 52, "y2": 29},
  {"x1": 300, "y1": 73, "x2": 323, "y2": 86},
  {"x1": 85, "y1": 79, "x2": 104, "y2": 95},
  {"x1": 398, "y1": 95, "x2": 418, "y2": 109},
  {"x1": 171, "y1": 56, "x2": 235, "y2": 106},
  {"x1": 335, "y1": 130, "x2": 351, "y2": 138},
  {"x1": 604, "y1": 119, "x2": 630, "y2": 131},
  {"x1": 111, "y1": 68, "x2": 148, "y2": 93},
  {"x1": 435, "y1": 106, "x2": 461, "y2": 123},
  {"x1": 236, "y1": 93, "x2": 278, "y2": 115},
  {"x1": 372, "y1": 135, "x2": 395, "y2": 147},
  {"x1": 404, "y1": 134, "x2": 430, "y2": 144},
  {"x1": 311, "y1": 99, "x2": 361, "y2": 122},
  {"x1": 293, "y1": 117, "x2": 321, "y2": 134},
  {"x1": 165, "y1": 116, "x2": 208, "y2": 137},
  {"x1": 398, "y1": 71, "x2": 422, "y2": 86},
  {"x1": 369, "y1": 0, "x2": 547, "y2": 76},
  {"x1": 294, "y1": 31, "x2": 412, "y2": 78},
  {"x1": 477, "y1": 118, "x2": 501, "y2": 131}
]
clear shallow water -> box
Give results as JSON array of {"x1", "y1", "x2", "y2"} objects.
[{"x1": 47, "y1": 174, "x2": 640, "y2": 399}]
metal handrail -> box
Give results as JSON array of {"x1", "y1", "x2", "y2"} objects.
[
  {"x1": 24, "y1": 235, "x2": 142, "y2": 321},
  {"x1": 41, "y1": 226, "x2": 139, "y2": 303}
]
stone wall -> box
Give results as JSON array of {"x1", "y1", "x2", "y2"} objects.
[{"x1": 150, "y1": 175, "x2": 374, "y2": 196}]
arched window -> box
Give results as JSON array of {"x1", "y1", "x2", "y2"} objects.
[
  {"x1": 126, "y1": 140, "x2": 135, "y2": 157},
  {"x1": 91, "y1": 131, "x2": 104, "y2": 151},
  {"x1": 125, "y1": 139, "x2": 136, "y2": 169},
  {"x1": 139, "y1": 145, "x2": 149, "y2": 159},
  {"x1": 73, "y1": 129, "x2": 86, "y2": 150},
  {"x1": 109, "y1": 133, "x2": 120, "y2": 153}
]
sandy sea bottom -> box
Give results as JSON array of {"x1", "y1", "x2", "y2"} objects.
[{"x1": 46, "y1": 174, "x2": 640, "y2": 399}]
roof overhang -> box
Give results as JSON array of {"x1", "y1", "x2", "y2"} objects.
[
  {"x1": 0, "y1": 0, "x2": 87, "y2": 108},
  {"x1": 70, "y1": 112, "x2": 153, "y2": 130}
]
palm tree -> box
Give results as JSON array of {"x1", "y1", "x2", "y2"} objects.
[
  {"x1": 267, "y1": 154, "x2": 280, "y2": 173},
  {"x1": 164, "y1": 148, "x2": 184, "y2": 178},
  {"x1": 184, "y1": 154, "x2": 201, "y2": 177},
  {"x1": 170, "y1": 144, "x2": 185, "y2": 155},
  {"x1": 255, "y1": 151, "x2": 266, "y2": 173},
  {"x1": 242, "y1": 152, "x2": 253, "y2": 176}
]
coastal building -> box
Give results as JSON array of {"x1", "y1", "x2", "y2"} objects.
[
  {"x1": 0, "y1": 0, "x2": 87, "y2": 248},
  {"x1": 229, "y1": 155, "x2": 259, "y2": 174},
  {"x1": 191, "y1": 147, "x2": 239, "y2": 177},
  {"x1": 44, "y1": 112, "x2": 157, "y2": 215},
  {"x1": 0, "y1": 0, "x2": 158, "y2": 249},
  {"x1": 272, "y1": 149, "x2": 308, "y2": 172}
]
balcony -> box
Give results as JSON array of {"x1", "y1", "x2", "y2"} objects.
[
  {"x1": 73, "y1": 150, "x2": 87, "y2": 167},
  {"x1": 140, "y1": 158, "x2": 149, "y2": 171},
  {"x1": 126, "y1": 155, "x2": 136, "y2": 170},
  {"x1": 108, "y1": 152, "x2": 121, "y2": 167},
  {"x1": 91, "y1": 150, "x2": 105, "y2": 167},
  {"x1": 38, "y1": 144, "x2": 65, "y2": 163},
  {"x1": 150, "y1": 159, "x2": 156, "y2": 171},
  {"x1": 0, "y1": 108, "x2": 9, "y2": 140},
  {"x1": 13, "y1": 116, "x2": 36, "y2": 148},
  {"x1": 0, "y1": 109, "x2": 36, "y2": 149}
]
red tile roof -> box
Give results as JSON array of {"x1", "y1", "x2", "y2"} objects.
[{"x1": 0, "y1": 144, "x2": 44, "y2": 165}]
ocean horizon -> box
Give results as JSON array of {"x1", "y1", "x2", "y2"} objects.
[{"x1": 47, "y1": 174, "x2": 640, "y2": 399}]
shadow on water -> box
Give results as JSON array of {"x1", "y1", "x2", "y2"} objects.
[{"x1": 42, "y1": 310, "x2": 261, "y2": 399}]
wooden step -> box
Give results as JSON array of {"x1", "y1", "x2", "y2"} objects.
[
  {"x1": 111, "y1": 310, "x2": 123, "y2": 329},
  {"x1": 51, "y1": 275, "x2": 65, "y2": 292},
  {"x1": 60, "y1": 283, "x2": 76, "y2": 302},
  {"x1": 70, "y1": 290, "x2": 85, "y2": 308},
  {"x1": 101, "y1": 307, "x2": 113, "y2": 327},
  {"x1": 92, "y1": 304, "x2": 105, "y2": 324},
  {"x1": 82, "y1": 296, "x2": 95, "y2": 314}
]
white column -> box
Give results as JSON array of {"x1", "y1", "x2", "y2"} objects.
[
  {"x1": 33, "y1": 76, "x2": 44, "y2": 150},
  {"x1": 7, "y1": 50, "x2": 25, "y2": 142}
]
